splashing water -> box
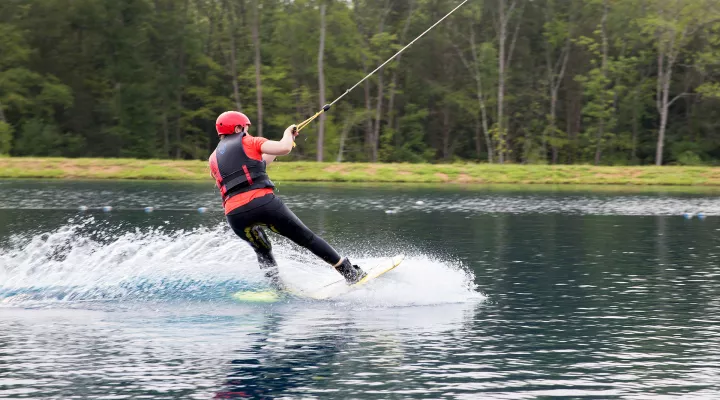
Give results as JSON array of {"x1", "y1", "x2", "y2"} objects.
[{"x1": 0, "y1": 218, "x2": 480, "y2": 307}]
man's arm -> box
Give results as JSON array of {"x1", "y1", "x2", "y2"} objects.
[
  {"x1": 262, "y1": 154, "x2": 277, "y2": 164},
  {"x1": 260, "y1": 125, "x2": 297, "y2": 156}
]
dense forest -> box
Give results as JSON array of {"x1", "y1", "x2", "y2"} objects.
[{"x1": 1, "y1": 0, "x2": 719, "y2": 165}]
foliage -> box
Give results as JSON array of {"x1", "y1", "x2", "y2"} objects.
[
  {"x1": 0, "y1": 122, "x2": 12, "y2": 155},
  {"x1": 0, "y1": 0, "x2": 718, "y2": 165}
]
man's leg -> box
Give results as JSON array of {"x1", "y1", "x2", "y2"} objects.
[
  {"x1": 227, "y1": 212, "x2": 283, "y2": 289},
  {"x1": 264, "y1": 197, "x2": 367, "y2": 284},
  {"x1": 243, "y1": 225, "x2": 282, "y2": 288}
]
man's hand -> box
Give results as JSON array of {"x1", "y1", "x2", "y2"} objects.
[
  {"x1": 288, "y1": 124, "x2": 299, "y2": 138},
  {"x1": 261, "y1": 124, "x2": 298, "y2": 156}
]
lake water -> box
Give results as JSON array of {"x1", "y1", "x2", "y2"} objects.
[{"x1": 1, "y1": 180, "x2": 720, "y2": 399}]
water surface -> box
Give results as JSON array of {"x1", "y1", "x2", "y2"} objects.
[{"x1": 1, "y1": 180, "x2": 719, "y2": 399}]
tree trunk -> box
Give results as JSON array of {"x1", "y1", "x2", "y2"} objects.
[
  {"x1": 504, "y1": 11, "x2": 523, "y2": 163},
  {"x1": 226, "y1": 0, "x2": 242, "y2": 111},
  {"x1": 545, "y1": 13, "x2": 570, "y2": 164},
  {"x1": 594, "y1": 0, "x2": 609, "y2": 165},
  {"x1": 386, "y1": 73, "x2": 399, "y2": 147},
  {"x1": 0, "y1": 101, "x2": 6, "y2": 123},
  {"x1": 548, "y1": 51, "x2": 566, "y2": 164},
  {"x1": 174, "y1": 0, "x2": 189, "y2": 159},
  {"x1": 543, "y1": 49, "x2": 551, "y2": 158},
  {"x1": 655, "y1": 28, "x2": 681, "y2": 166},
  {"x1": 632, "y1": 90, "x2": 638, "y2": 162},
  {"x1": 442, "y1": 108, "x2": 451, "y2": 160},
  {"x1": 252, "y1": 0, "x2": 264, "y2": 136},
  {"x1": 386, "y1": 73, "x2": 399, "y2": 140},
  {"x1": 317, "y1": 3, "x2": 327, "y2": 161},
  {"x1": 565, "y1": 71, "x2": 582, "y2": 163},
  {"x1": 352, "y1": 0, "x2": 373, "y2": 160},
  {"x1": 474, "y1": 116, "x2": 482, "y2": 159},
  {"x1": 337, "y1": 114, "x2": 354, "y2": 162},
  {"x1": 174, "y1": 43, "x2": 186, "y2": 159},
  {"x1": 495, "y1": 0, "x2": 522, "y2": 164},
  {"x1": 368, "y1": 2, "x2": 391, "y2": 162},
  {"x1": 497, "y1": 0, "x2": 508, "y2": 164},
  {"x1": 371, "y1": 71, "x2": 384, "y2": 162},
  {"x1": 386, "y1": 0, "x2": 416, "y2": 144},
  {"x1": 470, "y1": 29, "x2": 493, "y2": 163},
  {"x1": 550, "y1": 93, "x2": 558, "y2": 163},
  {"x1": 204, "y1": 0, "x2": 214, "y2": 54},
  {"x1": 656, "y1": 67, "x2": 672, "y2": 165},
  {"x1": 228, "y1": 0, "x2": 242, "y2": 110},
  {"x1": 363, "y1": 58, "x2": 373, "y2": 159},
  {"x1": 594, "y1": 122, "x2": 605, "y2": 165},
  {"x1": 162, "y1": 112, "x2": 169, "y2": 157}
]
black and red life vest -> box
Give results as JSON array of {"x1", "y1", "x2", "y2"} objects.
[{"x1": 209, "y1": 133, "x2": 275, "y2": 203}]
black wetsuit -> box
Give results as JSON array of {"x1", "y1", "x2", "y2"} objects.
[
  {"x1": 210, "y1": 132, "x2": 348, "y2": 285},
  {"x1": 226, "y1": 193, "x2": 342, "y2": 280}
]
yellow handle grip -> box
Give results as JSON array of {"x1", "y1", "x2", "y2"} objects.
[{"x1": 290, "y1": 105, "x2": 331, "y2": 148}]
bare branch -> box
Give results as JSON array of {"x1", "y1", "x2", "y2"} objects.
[
  {"x1": 505, "y1": 0, "x2": 518, "y2": 30},
  {"x1": 657, "y1": 51, "x2": 663, "y2": 113},
  {"x1": 453, "y1": 42, "x2": 473, "y2": 73},
  {"x1": 668, "y1": 93, "x2": 696, "y2": 107},
  {"x1": 555, "y1": 46, "x2": 570, "y2": 93}
]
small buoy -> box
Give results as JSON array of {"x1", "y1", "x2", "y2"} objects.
[
  {"x1": 415, "y1": 201, "x2": 425, "y2": 205},
  {"x1": 102, "y1": 206, "x2": 113, "y2": 212},
  {"x1": 197, "y1": 207, "x2": 207, "y2": 213},
  {"x1": 144, "y1": 207, "x2": 154, "y2": 213},
  {"x1": 698, "y1": 213, "x2": 706, "y2": 220},
  {"x1": 78, "y1": 206, "x2": 88, "y2": 211},
  {"x1": 683, "y1": 213, "x2": 693, "y2": 219},
  {"x1": 385, "y1": 209, "x2": 397, "y2": 214}
]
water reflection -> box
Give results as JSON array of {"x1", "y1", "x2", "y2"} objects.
[
  {"x1": 2, "y1": 181, "x2": 720, "y2": 398},
  {"x1": 217, "y1": 311, "x2": 337, "y2": 399},
  {"x1": 216, "y1": 303, "x2": 479, "y2": 399}
]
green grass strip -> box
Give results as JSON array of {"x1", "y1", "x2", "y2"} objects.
[{"x1": 2, "y1": 157, "x2": 720, "y2": 186}]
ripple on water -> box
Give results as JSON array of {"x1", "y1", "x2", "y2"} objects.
[
  {"x1": 1, "y1": 182, "x2": 720, "y2": 398},
  {"x1": 1, "y1": 180, "x2": 720, "y2": 216}
]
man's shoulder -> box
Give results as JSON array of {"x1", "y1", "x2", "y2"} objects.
[
  {"x1": 244, "y1": 135, "x2": 268, "y2": 154},
  {"x1": 244, "y1": 135, "x2": 268, "y2": 145}
]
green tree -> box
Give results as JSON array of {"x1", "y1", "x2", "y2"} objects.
[{"x1": 640, "y1": 0, "x2": 720, "y2": 165}]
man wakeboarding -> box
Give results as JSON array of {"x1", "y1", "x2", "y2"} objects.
[{"x1": 209, "y1": 111, "x2": 367, "y2": 290}]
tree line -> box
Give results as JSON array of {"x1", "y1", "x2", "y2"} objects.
[{"x1": 1, "y1": 0, "x2": 719, "y2": 165}]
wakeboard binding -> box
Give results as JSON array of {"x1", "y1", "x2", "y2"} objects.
[{"x1": 335, "y1": 258, "x2": 367, "y2": 285}]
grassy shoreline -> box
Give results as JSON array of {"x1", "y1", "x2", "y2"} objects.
[{"x1": 2, "y1": 157, "x2": 720, "y2": 186}]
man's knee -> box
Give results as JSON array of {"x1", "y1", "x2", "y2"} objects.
[
  {"x1": 251, "y1": 225, "x2": 272, "y2": 251},
  {"x1": 249, "y1": 226, "x2": 277, "y2": 269}
]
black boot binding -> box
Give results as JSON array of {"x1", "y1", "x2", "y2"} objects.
[
  {"x1": 261, "y1": 264, "x2": 285, "y2": 291},
  {"x1": 334, "y1": 258, "x2": 367, "y2": 284}
]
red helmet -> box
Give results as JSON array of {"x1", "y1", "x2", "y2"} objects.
[{"x1": 216, "y1": 111, "x2": 251, "y2": 135}]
